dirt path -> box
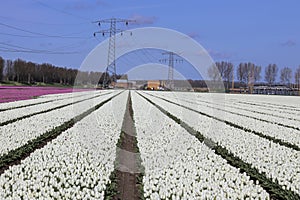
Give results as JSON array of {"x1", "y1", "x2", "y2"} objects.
[{"x1": 112, "y1": 91, "x2": 143, "y2": 200}]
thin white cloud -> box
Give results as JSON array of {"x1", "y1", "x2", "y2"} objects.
[
  {"x1": 106, "y1": 5, "x2": 161, "y2": 13},
  {"x1": 129, "y1": 14, "x2": 157, "y2": 25},
  {"x1": 207, "y1": 49, "x2": 232, "y2": 60},
  {"x1": 187, "y1": 32, "x2": 200, "y2": 39},
  {"x1": 281, "y1": 39, "x2": 296, "y2": 47}
]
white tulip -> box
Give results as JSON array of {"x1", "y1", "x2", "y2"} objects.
[
  {"x1": 142, "y1": 91, "x2": 300, "y2": 195},
  {"x1": 131, "y1": 92, "x2": 270, "y2": 199},
  {"x1": 0, "y1": 91, "x2": 128, "y2": 199}
]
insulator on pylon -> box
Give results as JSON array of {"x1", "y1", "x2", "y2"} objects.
[
  {"x1": 98, "y1": 22, "x2": 101, "y2": 26},
  {"x1": 130, "y1": 32, "x2": 133, "y2": 36},
  {"x1": 102, "y1": 32, "x2": 105, "y2": 36},
  {"x1": 126, "y1": 21, "x2": 128, "y2": 26},
  {"x1": 93, "y1": 33, "x2": 96, "y2": 37}
]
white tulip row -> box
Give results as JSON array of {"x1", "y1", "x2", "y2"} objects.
[
  {"x1": 223, "y1": 95, "x2": 300, "y2": 118},
  {"x1": 228, "y1": 103, "x2": 300, "y2": 127},
  {"x1": 0, "y1": 91, "x2": 128, "y2": 200},
  {"x1": 167, "y1": 91, "x2": 300, "y2": 117},
  {"x1": 184, "y1": 92, "x2": 300, "y2": 125},
  {"x1": 0, "y1": 91, "x2": 110, "y2": 124},
  {"x1": 0, "y1": 91, "x2": 120, "y2": 157},
  {"x1": 154, "y1": 91, "x2": 300, "y2": 123},
  {"x1": 224, "y1": 96, "x2": 300, "y2": 120},
  {"x1": 149, "y1": 91, "x2": 300, "y2": 147},
  {"x1": 0, "y1": 90, "x2": 94, "y2": 111},
  {"x1": 206, "y1": 94, "x2": 300, "y2": 125},
  {"x1": 131, "y1": 92, "x2": 270, "y2": 199},
  {"x1": 141, "y1": 91, "x2": 300, "y2": 195},
  {"x1": 227, "y1": 93, "x2": 300, "y2": 110}
]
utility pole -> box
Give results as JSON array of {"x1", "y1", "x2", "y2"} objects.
[
  {"x1": 93, "y1": 18, "x2": 134, "y2": 88},
  {"x1": 160, "y1": 52, "x2": 183, "y2": 90}
]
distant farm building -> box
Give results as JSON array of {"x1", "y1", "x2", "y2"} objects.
[
  {"x1": 115, "y1": 79, "x2": 136, "y2": 89},
  {"x1": 253, "y1": 86, "x2": 299, "y2": 95},
  {"x1": 147, "y1": 80, "x2": 164, "y2": 90},
  {"x1": 229, "y1": 85, "x2": 299, "y2": 95}
]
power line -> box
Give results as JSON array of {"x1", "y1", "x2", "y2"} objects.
[
  {"x1": 117, "y1": 53, "x2": 139, "y2": 68},
  {"x1": 0, "y1": 42, "x2": 80, "y2": 54},
  {"x1": 130, "y1": 37, "x2": 158, "y2": 63},
  {"x1": 0, "y1": 14, "x2": 87, "y2": 26},
  {"x1": 0, "y1": 48, "x2": 80, "y2": 54},
  {"x1": 0, "y1": 32, "x2": 47, "y2": 38},
  {"x1": 0, "y1": 48, "x2": 80, "y2": 55},
  {"x1": 0, "y1": 22, "x2": 89, "y2": 39},
  {"x1": 31, "y1": 0, "x2": 90, "y2": 22},
  {"x1": 132, "y1": 50, "x2": 148, "y2": 64},
  {"x1": 50, "y1": 38, "x2": 92, "y2": 51},
  {"x1": 143, "y1": 48, "x2": 161, "y2": 62}
]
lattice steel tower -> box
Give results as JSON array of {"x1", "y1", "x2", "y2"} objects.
[
  {"x1": 93, "y1": 18, "x2": 134, "y2": 88},
  {"x1": 160, "y1": 52, "x2": 183, "y2": 90}
]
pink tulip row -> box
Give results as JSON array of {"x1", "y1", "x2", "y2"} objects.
[{"x1": 0, "y1": 86, "x2": 90, "y2": 103}]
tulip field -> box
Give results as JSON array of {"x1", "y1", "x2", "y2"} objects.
[
  {"x1": 0, "y1": 86, "x2": 88, "y2": 103},
  {"x1": 0, "y1": 89, "x2": 299, "y2": 199}
]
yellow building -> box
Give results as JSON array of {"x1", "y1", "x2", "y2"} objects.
[
  {"x1": 147, "y1": 80, "x2": 160, "y2": 90},
  {"x1": 147, "y1": 80, "x2": 166, "y2": 90}
]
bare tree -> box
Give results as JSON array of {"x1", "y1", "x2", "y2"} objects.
[
  {"x1": 247, "y1": 63, "x2": 255, "y2": 86},
  {"x1": 215, "y1": 62, "x2": 227, "y2": 79},
  {"x1": 236, "y1": 62, "x2": 261, "y2": 93},
  {"x1": 0, "y1": 56, "x2": 4, "y2": 81},
  {"x1": 247, "y1": 63, "x2": 261, "y2": 93},
  {"x1": 254, "y1": 66, "x2": 262, "y2": 82},
  {"x1": 237, "y1": 63, "x2": 261, "y2": 85},
  {"x1": 295, "y1": 66, "x2": 300, "y2": 88},
  {"x1": 265, "y1": 64, "x2": 278, "y2": 85},
  {"x1": 26, "y1": 62, "x2": 36, "y2": 84},
  {"x1": 280, "y1": 67, "x2": 292, "y2": 86},
  {"x1": 13, "y1": 59, "x2": 25, "y2": 82},
  {"x1": 237, "y1": 63, "x2": 247, "y2": 85},
  {"x1": 208, "y1": 64, "x2": 221, "y2": 82},
  {"x1": 223, "y1": 62, "x2": 234, "y2": 90},
  {"x1": 5, "y1": 60, "x2": 14, "y2": 81}
]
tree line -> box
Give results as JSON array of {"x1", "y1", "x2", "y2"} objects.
[
  {"x1": 1, "y1": 56, "x2": 300, "y2": 88},
  {"x1": 0, "y1": 57, "x2": 118, "y2": 86},
  {"x1": 208, "y1": 61, "x2": 300, "y2": 90},
  {"x1": 0, "y1": 57, "x2": 78, "y2": 85}
]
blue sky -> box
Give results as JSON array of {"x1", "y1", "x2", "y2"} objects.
[{"x1": 0, "y1": 0, "x2": 300, "y2": 80}]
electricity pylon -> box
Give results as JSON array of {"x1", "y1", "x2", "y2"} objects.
[
  {"x1": 160, "y1": 52, "x2": 183, "y2": 90},
  {"x1": 93, "y1": 18, "x2": 134, "y2": 88}
]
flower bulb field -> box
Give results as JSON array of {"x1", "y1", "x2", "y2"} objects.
[
  {"x1": 0, "y1": 86, "x2": 90, "y2": 103},
  {"x1": 0, "y1": 89, "x2": 299, "y2": 199}
]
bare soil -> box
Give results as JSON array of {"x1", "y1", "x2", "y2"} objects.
[{"x1": 113, "y1": 92, "x2": 142, "y2": 200}]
